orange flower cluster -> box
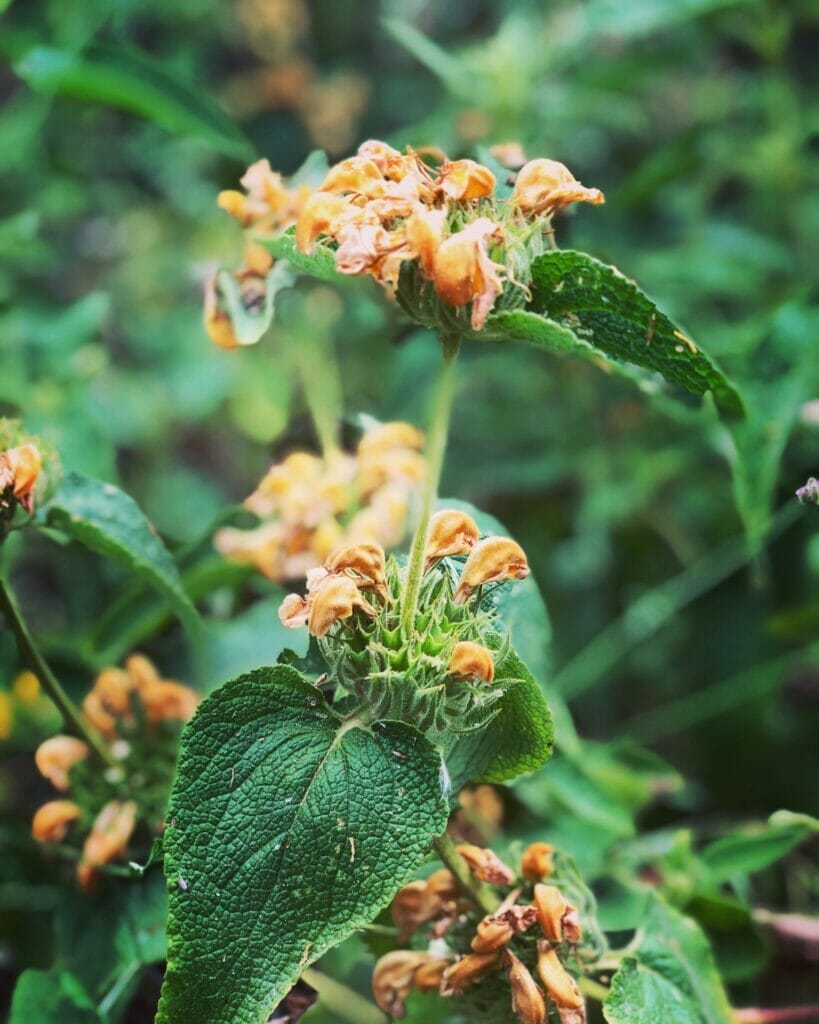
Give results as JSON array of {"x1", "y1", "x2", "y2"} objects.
[
  {"x1": 215, "y1": 141, "x2": 604, "y2": 331},
  {"x1": 374, "y1": 841, "x2": 586, "y2": 1023},
  {"x1": 216, "y1": 421, "x2": 425, "y2": 584},
  {"x1": 31, "y1": 655, "x2": 198, "y2": 889},
  {"x1": 0, "y1": 443, "x2": 41, "y2": 515}
]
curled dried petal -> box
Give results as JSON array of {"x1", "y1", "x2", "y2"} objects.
[
  {"x1": 77, "y1": 799, "x2": 138, "y2": 890},
  {"x1": 535, "y1": 941, "x2": 583, "y2": 1009},
  {"x1": 449, "y1": 641, "x2": 495, "y2": 683},
  {"x1": 454, "y1": 536, "x2": 529, "y2": 604},
  {"x1": 440, "y1": 951, "x2": 501, "y2": 996},
  {"x1": 307, "y1": 574, "x2": 377, "y2": 637},
  {"x1": 471, "y1": 915, "x2": 515, "y2": 953},
  {"x1": 405, "y1": 206, "x2": 446, "y2": 277},
  {"x1": 513, "y1": 158, "x2": 604, "y2": 216},
  {"x1": 423, "y1": 509, "x2": 480, "y2": 570},
  {"x1": 279, "y1": 592, "x2": 310, "y2": 629},
  {"x1": 34, "y1": 736, "x2": 90, "y2": 791},
  {"x1": 505, "y1": 949, "x2": 547, "y2": 1024},
  {"x1": 321, "y1": 156, "x2": 384, "y2": 197},
  {"x1": 325, "y1": 541, "x2": 387, "y2": 596},
  {"x1": 534, "y1": 884, "x2": 582, "y2": 945},
  {"x1": 457, "y1": 842, "x2": 515, "y2": 885},
  {"x1": 295, "y1": 191, "x2": 354, "y2": 253},
  {"x1": 521, "y1": 841, "x2": 554, "y2": 881},
  {"x1": 32, "y1": 800, "x2": 82, "y2": 843},
  {"x1": 432, "y1": 217, "x2": 506, "y2": 330},
  {"x1": 437, "y1": 159, "x2": 496, "y2": 201},
  {"x1": 372, "y1": 951, "x2": 446, "y2": 1018},
  {"x1": 1, "y1": 444, "x2": 42, "y2": 512}
]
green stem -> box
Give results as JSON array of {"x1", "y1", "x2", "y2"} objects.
[
  {"x1": 579, "y1": 976, "x2": 610, "y2": 1003},
  {"x1": 291, "y1": 326, "x2": 344, "y2": 460},
  {"x1": 301, "y1": 968, "x2": 386, "y2": 1024},
  {"x1": 432, "y1": 833, "x2": 500, "y2": 915},
  {"x1": 400, "y1": 334, "x2": 460, "y2": 637},
  {"x1": 0, "y1": 575, "x2": 116, "y2": 767}
]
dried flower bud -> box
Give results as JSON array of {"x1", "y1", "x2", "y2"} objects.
[
  {"x1": 454, "y1": 536, "x2": 529, "y2": 604},
  {"x1": 372, "y1": 951, "x2": 445, "y2": 1018},
  {"x1": 437, "y1": 159, "x2": 496, "y2": 201},
  {"x1": 217, "y1": 189, "x2": 250, "y2": 223},
  {"x1": 325, "y1": 541, "x2": 387, "y2": 597},
  {"x1": 504, "y1": 949, "x2": 547, "y2": 1024},
  {"x1": 449, "y1": 641, "x2": 495, "y2": 683},
  {"x1": 457, "y1": 843, "x2": 515, "y2": 885},
  {"x1": 423, "y1": 509, "x2": 480, "y2": 570},
  {"x1": 513, "y1": 158, "x2": 604, "y2": 216},
  {"x1": 0, "y1": 443, "x2": 42, "y2": 513},
  {"x1": 424, "y1": 867, "x2": 461, "y2": 905},
  {"x1": 489, "y1": 142, "x2": 528, "y2": 170},
  {"x1": 295, "y1": 191, "x2": 353, "y2": 253},
  {"x1": 391, "y1": 880, "x2": 429, "y2": 938},
  {"x1": 432, "y1": 217, "x2": 506, "y2": 330},
  {"x1": 77, "y1": 799, "x2": 137, "y2": 890},
  {"x1": 32, "y1": 800, "x2": 81, "y2": 843},
  {"x1": 279, "y1": 593, "x2": 310, "y2": 629},
  {"x1": 534, "y1": 884, "x2": 582, "y2": 945},
  {"x1": 535, "y1": 941, "x2": 583, "y2": 1009},
  {"x1": 357, "y1": 421, "x2": 424, "y2": 457},
  {"x1": 34, "y1": 736, "x2": 90, "y2": 791},
  {"x1": 459, "y1": 784, "x2": 505, "y2": 829},
  {"x1": 94, "y1": 667, "x2": 134, "y2": 716},
  {"x1": 440, "y1": 951, "x2": 501, "y2": 995},
  {"x1": 413, "y1": 958, "x2": 449, "y2": 992},
  {"x1": 521, "y1": 842, "x2": 554, "y2": 881},
  {"x1": 141, "y1": 680, "x2": 199, "y2": 724},
  {"x1": 472, "y1": 915, "x2": 515, "y2": 953},
  {"x1": 307, "y1": 574, "x2": 377, "y2": 637}
]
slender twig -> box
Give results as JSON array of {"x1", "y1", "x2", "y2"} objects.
[
  {"x1": 400, "y1": 334, "x2": 460, "y2": 637},
  {"x1": 0, "y1": 575, "x2": 116, "y2": 767},
  {"x1": 432, "y1": 833, "x2": 500, "y2": 915},
  {"x1": 301, "y1": 967, "x2": 386, "y2": 1024},
  {"x1": 578, "y1": 976, "x2": 610, "y2": 1002}
]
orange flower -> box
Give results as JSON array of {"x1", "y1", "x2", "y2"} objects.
[
  {"x1": 32, "y1": 800, "x2": 81, "y2": 843},
  {"x1": 535, "y1": 941, "x2": 583, "y2": 1009},
  {"x1": 505, "y1": 949, "x2": 547, "y2": 1024},
  {"x1": 454, "y1": 536, "x2": 529, "y2": 604},
  {"x1": 303, "y1": 574, "x2": 377, "y2": 637},
  {"x1": 141, "y1": 680, "x2": 199, "y2": 724},
  {"x1": 457, "y1": 842, "x2": 515, "y2": 885},
  {"x1": 440, "y1": 951, "x2": 501, "y2": 995},
  {"x1": 77, "y1": 799, "x2": 138, "y2": 890},
  {"x1": 520, "y1": 841, "x2": 554, "y2": 881},
  {"x1": 0, "y1": 443, "x2": 42, "y2": 513},
  {"x1": 357, "y1": 421, "x2": 424, "y2": 456},
  {"x1": 432, "y1": 217, "x2": 506, "y2": 330},
  {"x1": 372, "y1": 950, "x2": 449, "y2": 1017},
  {"x1": 34, "y1": 736, "x2": 90, "y2": 791},
  {"x1": 449, "y1": 641, "x2": 495, "y2": 683},
  {"x1": 513, "y1": 158, "x2": 604, "y2": 216},
  {"x1": 423, "y1": 509, "x2": 480, "y2": 570},
  {"x1": 391, "y1": 867, "x2": 461, "y2": 939},
  {"x1": 279, "y1": 592, "x2": 310, "y2": 629},
  {"x1": 325, "y1": 541, "x2": 387, "y2": 597},
  {"x1": 405, "y1": 206, "x2": 446, "y2": 277},
  {"x1": 321, "y1": 156, "x2": 385, "y2": 198},
  {"x1": 295, "y1": 191, "x2": 354, "y2": 252},
  {"x1": 436, "y1": 159, "x2": 495, "y2": 201}
]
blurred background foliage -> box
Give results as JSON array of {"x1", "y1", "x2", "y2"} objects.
[{"x1": 1, "y1": 0, "x2": 818, "y2": 1019}]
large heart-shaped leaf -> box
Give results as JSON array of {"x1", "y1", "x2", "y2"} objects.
[
  {"x1": 157, "y1": 665, "x2": 449, "y2": 1024},
  {"x1": 39, "y1": 472, "x2": 199, "y2": 637},
  {"x1": 493, "y1": 250, "x2": 744, "y2": 416},
  {"x1": 604, "y1": 895, "x2": 733, "y2": 1024}
]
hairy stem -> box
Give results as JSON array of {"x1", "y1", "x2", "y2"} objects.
[
  {"x1": 400, "y1": 334, "x2": 460, "y2": 637},
  {"x1": 433, "y1": 833, "x2": 500, "y2": 915},
  {"x1": 0, "y1": 575, "x2": 116, "y2": 767}
]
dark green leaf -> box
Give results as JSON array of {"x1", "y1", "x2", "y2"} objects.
[
  {"x1": 39, "y1": 471, "x2": 199, "y2": 637},
  {"x1": 9, "y1": 969, "x2": 100, "y2": 1024},
  {"x1": 13, "y1": 45, "x2": 253, "y2": 161},
  {"x1": 492, "y1": 250, "x2": 744, "y2": 416},
  {"x1": 701, "y1": 824, "x2": 810, "y2": 884},
  {"x1": 262, "y1": 230, "x2": 341, "y2": 283},
  {"x1": 157, "y1": 665, "x2": 449, "y2": 1024},
  {"x1": 604, "y1": 895, "x2": 733, "y2": 1024}
]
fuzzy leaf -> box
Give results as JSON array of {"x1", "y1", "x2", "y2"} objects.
[
  {"x1": 261, "y1": 230, "x2": 341, "y2": 283},
  {"x1": 446, "y1": 639, "x2": 553, "y2": 789},
  {"x1": 157, "y1": 665, "x2": 448, "y2": 1024},
  {"x1": 489, "y1": 250, "x2": 744, "y2": 416},
  {"x1": 604, "y1": 895, "x2": 734, "y2": 1024},
  {"x1": 39, "y1": 472, "x2": 198, "y2": 636}
]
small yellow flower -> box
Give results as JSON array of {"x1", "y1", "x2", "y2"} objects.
[
  {"x1": 34, "y1": 735, "x2": 90, "y2": 792},
  {"x1": 0, "y1": 443, "x2": 42, "y2": 513},
  {"x1": 535, "y1": 941, "x2": 583, "y2": 1009},
  {"x1": 0, "y1": 692, "x2": 11, "y2": 740},
  {"x1": 454, "y1": 536, "x2": 529, "y2": 604},
  {"x1": 357, "y1": 421, "x2": 425, "y2": 457},
  {"x1": 449, "y1": 641, "x2": 495, "y2": 683},
  {"x1": 520, "y1": 841, "x2": 554, "y2": 881},
  {"x1": 32, "y1": 800, "x2": 82, "y2": 843},
  {"x1": 505, "y1": 949, "x2": 547, "y2": 1024},
  {"x1": 436, "y1": 159, "x2": 496, "y2": 201},
  {"x1": 405, "y1": 206, "x2": 446, "y2": 277},
  {"x1": 13, "y1": 670, "x2": 40, "y2": 704},
  {"x1": 77, "y1": 799, "x2": 138, "y2": 890},
  {"x1": 513, "y1": 158, "x2": 604, "y2": 216},
  {"x1": 423, "y1": 509, "x2": 480, "y2": 570}
]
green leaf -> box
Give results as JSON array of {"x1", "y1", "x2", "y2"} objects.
[
  {"x1": 9, "y1": 969, "x2": 100, "y2": 1024},
  {"x1": 216, "y1": 262, "x2": 295, "y2": 347},
  {"x1": 261, "y1": 229, "x2": 342, "y2": 283},
  {"x1": 13, "y1": 45, "x2": 253, "y2": 161},
  {"x1": 700, "y1": 823, "x2": 811, "y2": 884},
  {"x1": 493, "y1": 250, "x2": 744, "y2": 416},
  {"x1": 157, "y1": 665, "x2": 449, "y2": 1024},
  {"x1": 604, "y1": 895, "x2": 734, "y2": 1024},
  {"x1": 446, "y1": 638, "x2": 553, "y2": 789},
  {"x1": 39, "y1": 471, "x2": 199, "y2": 637}
]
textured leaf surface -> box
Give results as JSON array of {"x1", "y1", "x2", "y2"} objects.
[
  {"x1": 157, "y1": 665, "x2": 448, "y2": 1024},
  {"x1": 40, "y1": 472, "x2": 198, "y2": 636},
  {"x1": 13, "y1": 45, "x2": 253, "y2": 160},
  {"x1": 604, "y1": 895, "x2": 733, "y2": 1024},
  {"x1": 262, "y1": 230, "x2": 341, "y2": 282},
  {"x1": 446, "y1": 639, "x2": 553, "y2": 789}
]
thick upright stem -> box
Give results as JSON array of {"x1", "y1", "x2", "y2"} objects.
[
  {"x1": 0, "y1": 576, "x2": 116, "y2": 767},
  {"x1": 400, "y1": 334, "x2": 460, "y2": 637},
  {"x1": 433, "y1": 834, "x2": 500, "y2": 915}
]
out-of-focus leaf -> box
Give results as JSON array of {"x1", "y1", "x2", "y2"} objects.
[
  {"x1": 700, "y1": 822, "x2": 812, "y2": 884},
  {"x1": 13, "y1": 44, "x2": 253, "y2": 160},
  {"x1": 216, "y1": 261, "x2": 294, "y2": 347},
  {"x1": 8, "y1": 970, "x2": 100, "y2": 1024},
  {"x1": 39, "y1": 472, "x2": 199, "y2": 637}
]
